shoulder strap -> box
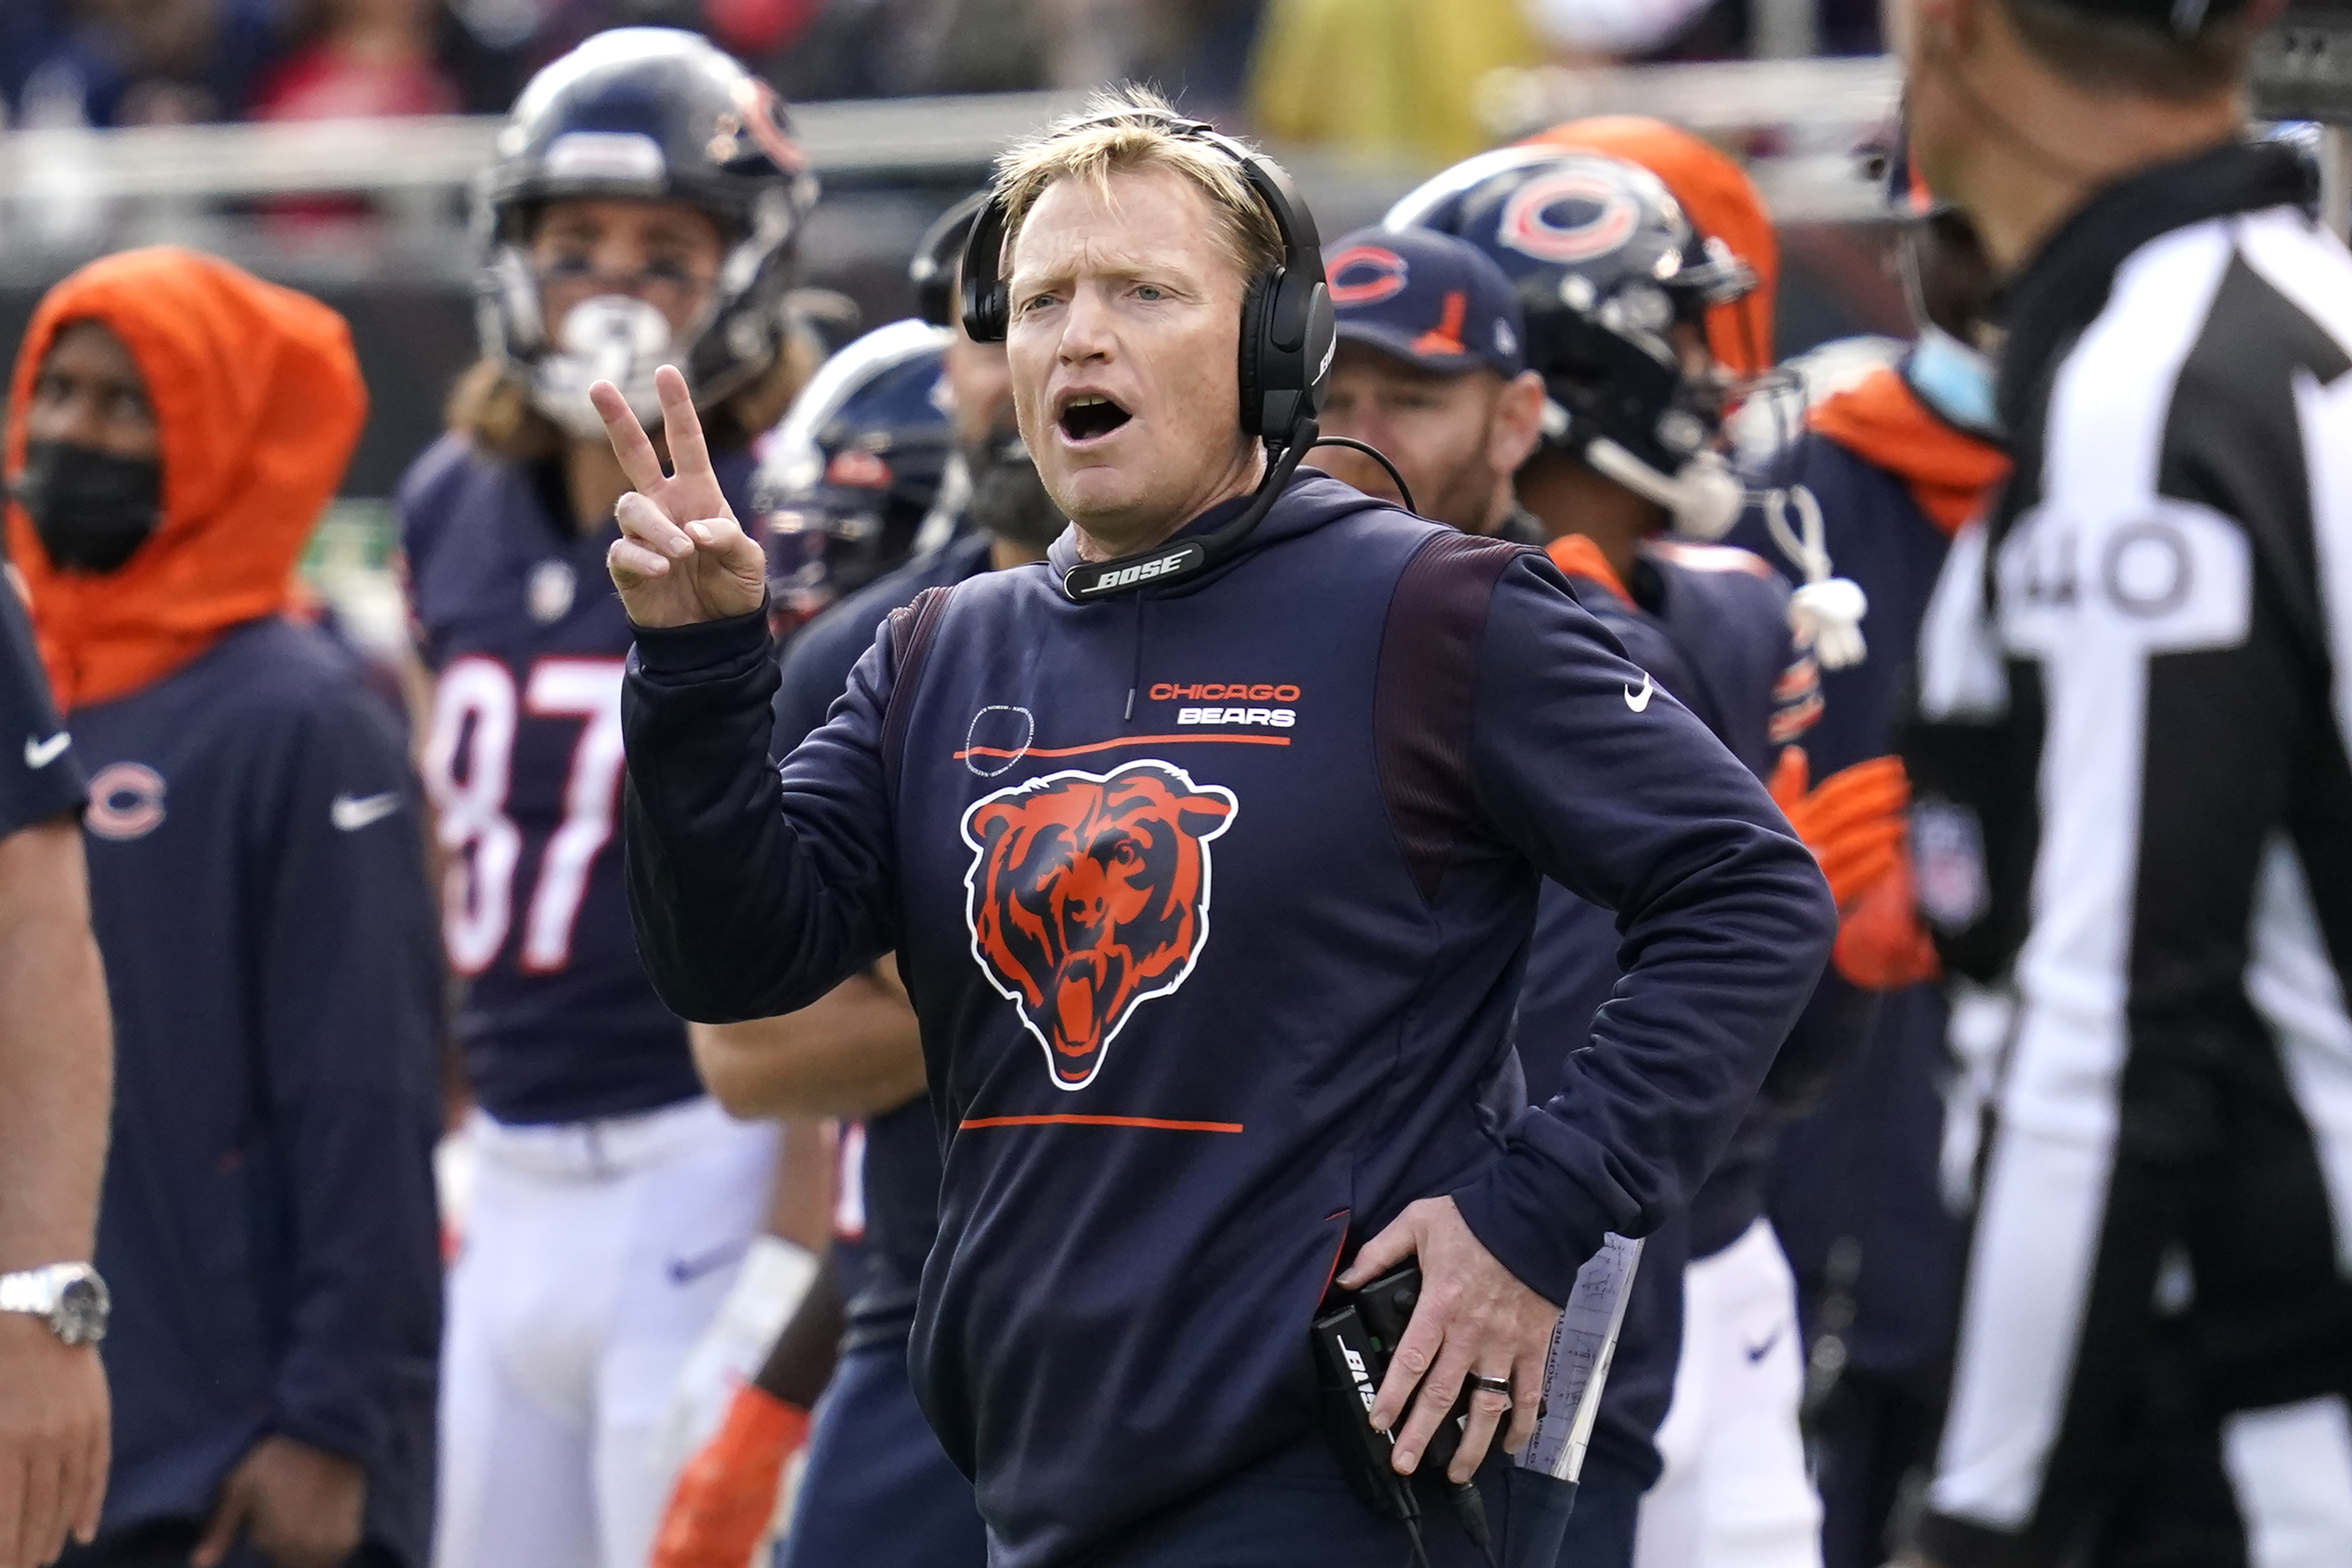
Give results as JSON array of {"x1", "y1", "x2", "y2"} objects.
[{"x1": 880, "y1": 583, "x2": 958, "y2": 797}]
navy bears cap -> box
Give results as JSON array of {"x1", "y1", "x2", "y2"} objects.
[{"x1": 1323, "y1": 225, "x2": 1527, "y2": 379}]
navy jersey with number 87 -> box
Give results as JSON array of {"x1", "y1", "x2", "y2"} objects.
[{"x1": 399, "y1": 432, "x2": 758, "y2": 1125}]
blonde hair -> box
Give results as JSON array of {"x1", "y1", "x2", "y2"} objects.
[{"x1": 991, "y1": 85, "x2": 1284, "y2": 288}]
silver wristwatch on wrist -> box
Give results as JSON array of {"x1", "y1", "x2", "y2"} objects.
[{"x1": 0, "y1": 1262, "x2": 110, "y2": 1346}]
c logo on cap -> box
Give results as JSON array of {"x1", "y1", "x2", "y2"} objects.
[
  {"x1": 1326, "y1": 245, "x2": 1411, "y2": 306},
  {"x1": 1499, "y1": 172, "x2": 1640, "y2": 266}
]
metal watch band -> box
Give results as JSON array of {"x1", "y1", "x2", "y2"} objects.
[
  {"x1": 0, "y1": 1262, "x2": 108, "y2": 1345},
  {"x1": 0, "y1": 1267, "x2": 58, "y2": 1316}
]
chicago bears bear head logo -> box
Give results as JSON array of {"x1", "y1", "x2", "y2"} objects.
[{"x1": 961, "y1": 760, "x2": 1237, "y2": 1090}]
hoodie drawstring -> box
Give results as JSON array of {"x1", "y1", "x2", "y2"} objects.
[{"x1": 1764, "y1": 484, "x2": 1869, "y2": 671}]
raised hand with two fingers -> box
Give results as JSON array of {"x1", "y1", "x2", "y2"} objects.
[{"x1": 596, "y1": 365, "x2": 766, "y2": 629}]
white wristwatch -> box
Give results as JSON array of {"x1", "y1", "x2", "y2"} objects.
[{"x1": 0, "y1": 1262, "x2": 110, "y2": 1346}]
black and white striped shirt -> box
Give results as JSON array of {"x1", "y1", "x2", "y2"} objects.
[{"x1": 1907, "y1": 142, "x2": 2352, "y2": 1563}]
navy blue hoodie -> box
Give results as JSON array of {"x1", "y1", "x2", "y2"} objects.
[
  {"x1": 7, "y1": 249, "x2": 440, "y2": 1565},
  {"x1": 620, "y1": 472, "x2": 1836, "y2": 1567},
  {"x1": 74, "y1": 620, "x2": 442, "y2": 1563}
]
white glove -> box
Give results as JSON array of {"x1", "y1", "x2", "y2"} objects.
[
  {"x1": 1791, "y1": 577, "x2": 1870, "y2": 672},
  {"x1": 649, "y1": 1234, "x2": 820, "y2": 1481}
]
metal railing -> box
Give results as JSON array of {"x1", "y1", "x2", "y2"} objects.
[{"x1": 0, "y1": 58, "x2": 1901, "y2": 285}]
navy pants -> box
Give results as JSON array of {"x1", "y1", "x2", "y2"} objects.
[
  {"x1": 1087, "y1": 1433, "x2": 1594, "y2": 1568},
  {"x1": 776, "y1": 1342, "x2": 1631, "y2": 1568},
  {"x1": 1552, "y1": 1477, "x2": 1642, "y2": 1568},
  {"x1": 777, "y1": 1337, "x2": 988, "y2": 1568}
]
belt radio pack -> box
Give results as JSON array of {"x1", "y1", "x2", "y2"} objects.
[
  {"x1": 1311, "y1": 1237, "x2": 1647, "y2": 1568},
  {"x1": 1311, "y1": 1265, "x2": 1495, "y2": 1567}
]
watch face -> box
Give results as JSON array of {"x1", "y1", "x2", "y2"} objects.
[{"x1": 55, "y1": 1274, "x2": 107, "y2": 1346}]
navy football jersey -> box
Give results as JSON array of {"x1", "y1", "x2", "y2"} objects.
[{"x1": 399, "y1": 434, "x2": 758, "y2": 1125}]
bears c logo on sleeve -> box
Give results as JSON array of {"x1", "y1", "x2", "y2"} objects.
[{"x1": 961, "y1": 760, "x2": 1237, "y2": 1091}]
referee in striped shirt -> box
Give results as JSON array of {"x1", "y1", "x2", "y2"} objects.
[{"x1": 1897, "y1": 0, "x2": 2352, "y2": 1562}]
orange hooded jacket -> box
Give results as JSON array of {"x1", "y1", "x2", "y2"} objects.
[
  {"x1": 1526, "y1": 117, "x2": 1779, "y2": 379},
  {"x1": 5, "y1": 247, "x2": 367, "y2": 711}
]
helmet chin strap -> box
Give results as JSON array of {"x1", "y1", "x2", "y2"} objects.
[{"x1": 1581, "y1": 436, "x2": 1743, "y2": 541}]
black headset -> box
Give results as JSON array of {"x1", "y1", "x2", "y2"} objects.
[{"x1": 957, "y1": 109, "x2": 1339, "y2": 600}]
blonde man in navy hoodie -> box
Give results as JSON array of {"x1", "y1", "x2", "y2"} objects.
[{"x1": 603, "y1": 89, "x2": 1836, "y2": 1568}]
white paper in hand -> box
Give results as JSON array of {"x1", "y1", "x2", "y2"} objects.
[{"x1": 1520, "y1": 1234, "x2": 1644, "y2": 1483}]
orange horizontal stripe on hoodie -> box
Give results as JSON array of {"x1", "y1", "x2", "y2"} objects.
[
  {"x1": 1805, "y1": 366, "x2": 2010, "y2": 539},
  {"x1": 5, "y1": 247, "x2": 367, "y2": 710}
]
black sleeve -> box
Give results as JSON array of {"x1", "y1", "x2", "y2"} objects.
[
  {"x1": 771, "y1": 619, "x2": 857, "y2": 764},
  {"x1": 622, "y1": 604, "x2": 901, "y2": 1024},
  {"x1": 0, "y1": 583, "x2": 84, "y2": 832}
]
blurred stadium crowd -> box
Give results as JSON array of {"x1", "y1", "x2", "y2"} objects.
[{"x1": 0, "y1": 0, "x2": 1883, "y2": 151}]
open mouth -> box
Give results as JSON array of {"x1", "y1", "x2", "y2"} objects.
[{"x1": 1057, "y1": 393, "x2": 1132, "y2": 444}]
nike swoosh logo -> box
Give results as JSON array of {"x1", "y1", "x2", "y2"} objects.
[
  {"x1": 1744, "y1": 1329, "x2": 1781, "y2": 1363},
  {"x1": 331, "y1": 791, "x2": 402, "y2": 832},
  {"x1": 1624, "y1": 673, "x2": 1655, "y2": 713},
  {"x1": 24, "y1": 732, "x2": 69, "y2": 768},
  {"x1": 666, "y1": 1241, "x2": 745, "y2": 1286}
]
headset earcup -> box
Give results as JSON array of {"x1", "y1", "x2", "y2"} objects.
[
  {"x1": 958, "y1": 197, "x2": 1011, "y2": 343},
  {"x1": 1299, "y1": 278, "x2": 1334, "y2": 417},
  {"x1": 1245, "y1": 269, "x2": 1336, "y2": 440},
  {"x1": 1238, "y1": 271, "x2": 1274, "y2": 437}
]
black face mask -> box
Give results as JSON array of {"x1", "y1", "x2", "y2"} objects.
[
  {"x1": 13, "y1": 440, "x2": 164, "y2": 574},
  {"x1": 963, "y1": 425, "x2": 1064, "y2": 553}
]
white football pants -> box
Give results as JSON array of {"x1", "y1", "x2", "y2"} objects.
[
  {"x1": 1635, "y1": 1218, "x2": 1824, "y2": 1568},
  {"x1": 432, "y1": 1097, "x2": 779, "y2": 1568}
]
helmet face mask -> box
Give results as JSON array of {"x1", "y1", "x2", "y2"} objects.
[
  {"x1": 1387, "y1": 148, "x2": 1754, "y2": 531},
  {"x1": 475, "y1": 28, "x2": 818, "y2": 439},
  {"x1": 520, "y1": 290, "x2": 678, "y2": 439}
]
